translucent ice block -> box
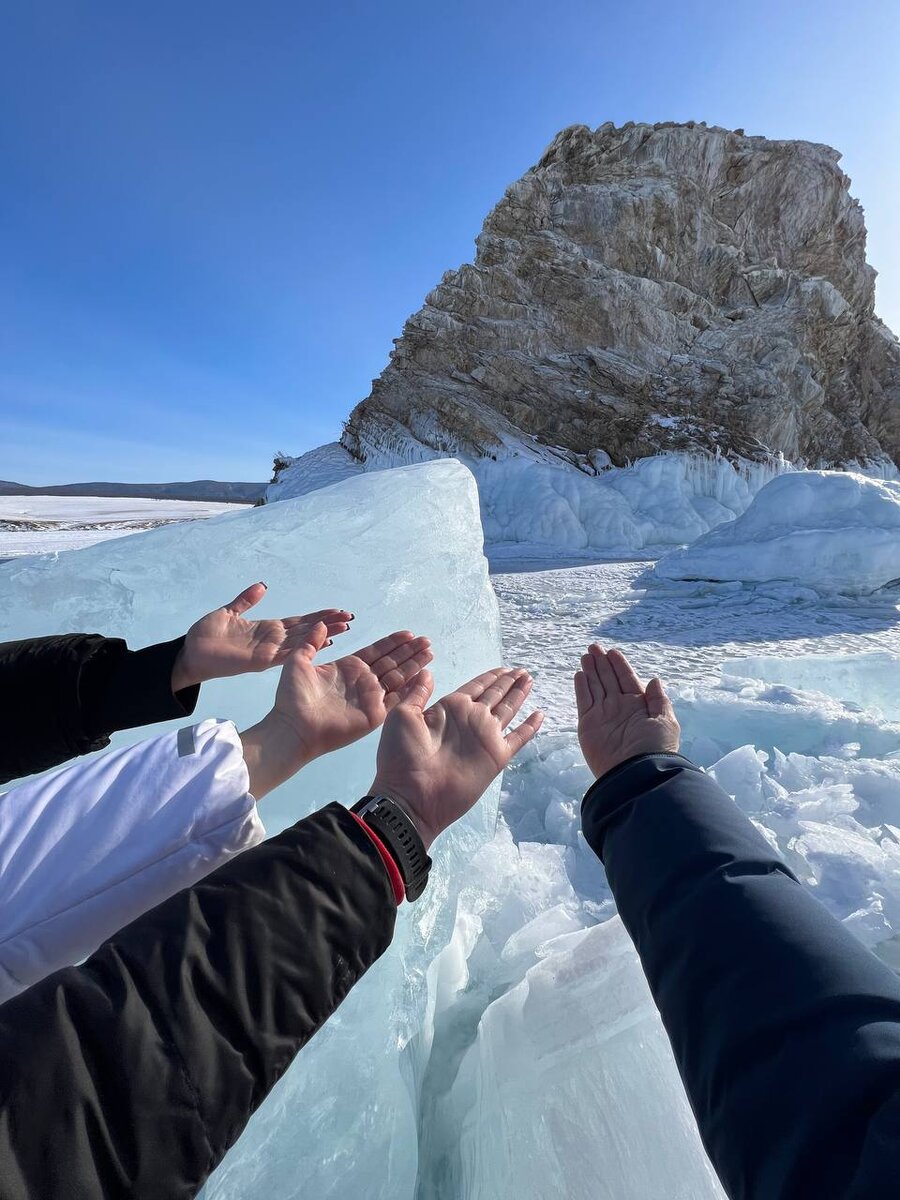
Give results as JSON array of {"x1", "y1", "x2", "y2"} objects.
[{"x1": 0, "y1": 460, "x2": 502, "y2": 1197}]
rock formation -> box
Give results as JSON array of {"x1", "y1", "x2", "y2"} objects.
[{"x1": 340, "y1": 121, "x2": 900, "y2": 473}]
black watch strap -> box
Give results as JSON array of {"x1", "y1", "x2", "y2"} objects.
[{"x1": 351, "y1": 794, "x2": 432, "y2": 901}]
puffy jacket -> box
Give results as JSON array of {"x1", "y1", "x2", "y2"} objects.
[
  {"x1": 0, "y1": 802, "x2": 397, "y2": 1199},
  {"x1": 582, "y1": 753, "x2": 900, "y2": 1199},
  {"x1": 0, "y1": 633, "x2": 200, "y2": 784},
  {"x1": 0, "y1": 718, "x2": 265, "y2": 1003}
]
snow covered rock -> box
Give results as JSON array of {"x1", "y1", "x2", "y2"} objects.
[
  {"x1": 265, "y1": 441, "x2": 363, "y2": 501},
  {"x1": 0, "y1": 459, "x2": 503, "y2": 1198},
  {"x1": 340, "y1": 121, "x2": 898, "y2": 473},
  {"x1": 653, "y1": 470, "x2": 900, "y2": 594},
  {"x1": 268, "y1": 122, "x2": 899, "y2": 554}
]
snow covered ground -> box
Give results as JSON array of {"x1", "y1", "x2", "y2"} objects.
[{"x1": 0, "y1": 495, "x2": 245, "y2": 559}]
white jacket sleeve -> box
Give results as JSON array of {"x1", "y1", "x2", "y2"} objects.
[{"x1": 0, "y1": 718, "x2": 265, "y2": 1002}]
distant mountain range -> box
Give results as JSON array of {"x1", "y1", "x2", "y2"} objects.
[{"x1": 0, "y1": 480, "x2": 266, "y2": 503}]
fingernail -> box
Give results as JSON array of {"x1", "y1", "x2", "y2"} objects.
[
  {"x1": 260, "y1": 581, "x2": 268, "y2": 589},
  {"x1": 327, "y1": 638, "x2": 334, "y2": 647},
  {"x1": 349, "y1": 613, "x2": 356, "y2": 620}
]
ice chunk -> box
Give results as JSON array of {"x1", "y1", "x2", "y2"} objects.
[
  {"x1": 0, "y1": 460, "x2": 502, "y2": 1198},
  {"x1": 422, "y1": 914, "x2": 725, "y2": 1200},
  {"x1": 676, "y1": 674, "x2": 900, "y2": 763},
  {"x1": 411, "y1": 823, "x2": 724, "y2": 1199},
  {"x1": 654, "y1": 470, "x2": 900, "y2": 594},
  {"x1": 723, "y1": 652, "x2": 900, "y2": 722}
]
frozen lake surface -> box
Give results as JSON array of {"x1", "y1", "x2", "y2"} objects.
[{"x1": 0, "y1": 495, "x2": 245, "y2": 559}]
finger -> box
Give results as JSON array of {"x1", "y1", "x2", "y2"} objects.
[
  {"x1": 369, "y1": 636, "x2": 432, "y2": 681},
  {"x1": 391, "y1": 668, "x2": 435, "y2": 712},
  {"x1": 574, "y1": 670, "x2": 594, "y2": 716},
  {"x1": 607, "y1": 648, "x2": 643, "y2": 695},
  {"x1": 505, "y1": 710, "x2": 544, "y2": 757},
  {"x1": 477, "y1": 668, "x2": 522, "y2": 712},
  {"x1": 380, "y1": 648, "x2": 435, "y2": 695},
  {"x1": 590, "y1": 644, "x2": 620, "y2": 699},
  {"x1": 225, "y1": 582, "x2": 267, "y2": 616},
  {"x1": 492, "y1": 673, "x2": 534, "y2": 729},
  {"x1": 282, "y1": 609, "x2": 352, "y2": 629},
  {"x1": 646, "y1": 677, "x2": 673, "y2": 718},
  {"x1": 457, "y1": 668, "x2": 506, "y2": 700},
  {"x1": 355, "y1": 630, "x2": 418, "y2": 666},
  {"x1": 292, "y1": 621, "x2": 330, "y2": 662},
  {"x1": 283, "y1": 620, "x2": 351, "y2": 646},
  {"x1": 581, "y1": 652, "x2": 604, "y2": 702}
]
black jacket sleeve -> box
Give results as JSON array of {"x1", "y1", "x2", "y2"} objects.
[
  {"x1": 582, "y1": 753, "x2": 900, "y2": 1200},
  {"x1": 0, "y1": 802, "x2": 396, "y2": 1200},
  {"x1": 0, "y1": 633, "x2": 200, "y2": 784}
]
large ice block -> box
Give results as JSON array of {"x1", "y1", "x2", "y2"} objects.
[
  {"x1": 0, "y1": 460, "x2": 502, "y2": 1198},
  {"x1": 413, "y1": 826, "x2": 725, "y2": 1200}
]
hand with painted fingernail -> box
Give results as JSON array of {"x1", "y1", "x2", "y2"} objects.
[
  {"x1": 369, "y1": 666, "x2": 543, "y2": 849},
  {"x1": 574, "y1": 645, "x2": 680, "y2": 781},
  {"x1": 171, "y1": 582, "x2": 353, "y2": 692}
]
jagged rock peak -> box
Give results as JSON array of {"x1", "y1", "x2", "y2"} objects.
[{"x1": 341, "y1": 120, "x2": 899, "y2": 473}]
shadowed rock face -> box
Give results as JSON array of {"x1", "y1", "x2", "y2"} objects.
[{"x1": 342, "y1": 121, "x2": 900, "y2": 472}]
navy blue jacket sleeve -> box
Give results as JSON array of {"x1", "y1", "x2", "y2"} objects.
[{"x1": 581, "y1": 753, "x2": 900, "y2": 1200}]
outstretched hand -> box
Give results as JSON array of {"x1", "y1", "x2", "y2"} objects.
[
  {"x1": 370, "y1": 667, "x2": 544, "y2": 849},
  {"x1": 575, "y1": 645, "x2": 680, "y2": 780},
  {"x1": 172, "y1": 582, "x2": 353, "y2": 691},
  {"x1": 272, "y1": 626, "x2": 434, "y2": 762},
  {"x1": 240, "y1": 625, "x2": 434, "y2": 799}
]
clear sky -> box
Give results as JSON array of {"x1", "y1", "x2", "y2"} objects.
[{"x1": 1, "y1": 0, "x2": 898, "y2": 484}]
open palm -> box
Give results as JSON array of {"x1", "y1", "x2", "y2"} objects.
[
  {"x1": 371, "y1": 667, "x2": 543, "y2": 848},
  {"x1": 173, "y1": 583, "x2": 353, "y2": 690},
  {"x1": 272, "y1": 628, "x2": 433, "y2": 764},
  {"x1": 575, "y1": 644, "x2": 680, "y2": 780}
]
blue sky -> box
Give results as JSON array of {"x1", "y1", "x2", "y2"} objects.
[{"x1": 1, "y1": 0, "x2": 898, "y2": 484}]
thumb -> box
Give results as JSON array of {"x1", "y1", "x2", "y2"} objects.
[
  {"x1": 645, "y1": 677, "x2": 672, "y2": 718},
  {"x1": 391, "y1": 668, "x2": 435, "y2": 713},
  {"x1": 225, "y1": 581, "x2": 267, "y2": 616},
  {"x1": 294, "y1": 620, "x2": 330, "y2": 662}
]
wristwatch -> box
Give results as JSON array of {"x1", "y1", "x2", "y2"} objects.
[{"x1": 351, "y1": 794, "x2": 432, "y2": 901}]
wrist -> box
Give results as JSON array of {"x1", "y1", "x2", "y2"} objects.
[
  {"x1": 171, "y1": 643, "x2": 199, "y2": 693},
  {"x1": 369, "y1": 780, "x2": 438, "y2": 851},
  {"x1": 240, "y1": 710, "x2": 311, "y2": 800}
]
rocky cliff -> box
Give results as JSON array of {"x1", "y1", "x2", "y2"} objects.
[{"x1": 340, "y1": 121, "x2": 900, "y2": 473}]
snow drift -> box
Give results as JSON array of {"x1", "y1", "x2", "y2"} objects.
[{"x1": 653, "y1": 470, "x2": 900, "y2": 593}]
